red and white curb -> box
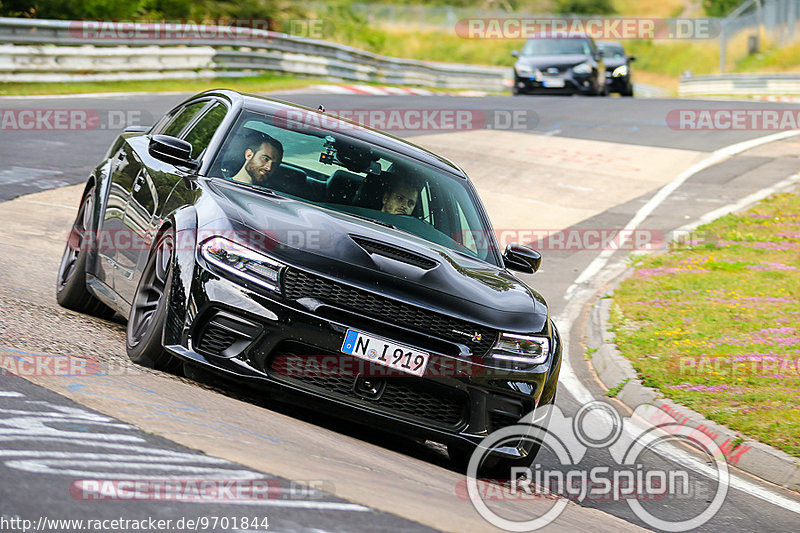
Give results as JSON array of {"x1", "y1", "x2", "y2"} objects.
[{"x1": 754, "y1": 95, "x2": 800, "y2": 103}]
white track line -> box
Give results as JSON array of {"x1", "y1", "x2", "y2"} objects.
[
  {"x1": 557, "y1": 129, "x2": 800, "y2": 513},
  {"x1": 565, "y1": 129, "x2": 800, "y2": 300}
]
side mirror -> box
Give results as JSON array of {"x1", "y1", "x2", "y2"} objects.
[
  {"x1": 148, "y1": 135, "x2": 199, "y2": 170},
  {"x1": 628, "y1": 55, "x2": 636, "y2": 62},
  {"x1": 511, "y1": 50, "x2": 520, "y2": 57},
  {"x1": 503, "y1": 243, "x2": 542, "y2": 274},
  {"x1": 596, "y1": 48, "x2": 605, "y2": 57}
]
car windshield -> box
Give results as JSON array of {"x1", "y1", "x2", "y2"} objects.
[
  {"x1": 522, "y1": 38, "x2": 592, "y2": 56},
  {"x1": 209, "y1": 109, "x2": 501, "y2": 267},
  {"x1": 598, "y1": 43, "x2": 626, "y2": 58}
]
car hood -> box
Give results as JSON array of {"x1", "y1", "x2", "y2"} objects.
[
  {"x1": 516, "y1": 54, "x2": 592, "y2": 70},
  {"x1": 200, "y1": 179, "x2": 549, "y2": 334},
  {"x1": 603, "y1": 57, "x2": 627, "y2": 69}
]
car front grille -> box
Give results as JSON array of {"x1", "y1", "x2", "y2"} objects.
[
  {"x1": 269, "y1": 346, "x2": 469, "y2": 429},
  {"x1": 282, "y1": 268, "x2": 497, "y2": 357}
]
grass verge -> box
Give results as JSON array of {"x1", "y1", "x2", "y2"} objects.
[
  {"x1": 0, "y1": 75, "x2": 315, "y2": 97},
  {"x1": 610, "y1": 187, "x2": 800, "y2": 458}
]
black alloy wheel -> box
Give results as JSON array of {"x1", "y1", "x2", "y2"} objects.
[
  {"x1": 126, "y1": 229, "x2": 180, "y2": 372},
  {"x1": 56, "y1": 186, "x2": 114, "y2": 319}
]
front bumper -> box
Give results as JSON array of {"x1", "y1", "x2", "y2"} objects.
[
  {"x1": 514, "y1": 72, "x2": 597, "y2": 95},
  {"x1": 606, "y1": 74, "x2": 631, "y2": 93},
  {"x1": 166, "y1": 262, "x2": 561, "y2": 457}
]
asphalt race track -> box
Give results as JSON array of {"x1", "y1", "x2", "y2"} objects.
[{"x1": 1, "y1": 90, "x2": 799, "y2": 532}]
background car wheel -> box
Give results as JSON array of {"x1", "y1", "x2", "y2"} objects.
[
  {"x1": 56, "y1": 186, "x2": 115, "y2": 319},
  {"x1": 622, "y1": 85, "x2": 634, "y2": 97},
  {"x1": 126, "y1": 229, "x2": 181, "y2": 372}
]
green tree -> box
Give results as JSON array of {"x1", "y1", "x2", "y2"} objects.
[{"x1": 554, "y1": 0, "x2": 615, "y2": 15}]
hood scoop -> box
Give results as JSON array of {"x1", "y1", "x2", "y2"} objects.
[{"x1": 351, "y1": 236, "x2": 438, "y2": 270}]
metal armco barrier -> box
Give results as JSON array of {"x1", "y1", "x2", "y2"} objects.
[
  {"x1": 0, "y1": 17, "x2": 509, "y2": 90},
  {"x1": 680, "y1": 74, "x2": 800, "y2": 97}
]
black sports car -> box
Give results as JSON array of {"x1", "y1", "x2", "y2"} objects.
[
  {"x1": 598, "y1": 41, "x2": 635, "y2": 97},
  {"x1": 512, "y1": 36, "x2": 606, "y2": 96},
  {"x1": 56, "y1": 90, "x2": 561, "y2": 474}
]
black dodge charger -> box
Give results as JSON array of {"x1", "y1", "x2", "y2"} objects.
[{"x1": 56, "y1": 90, "x2": 561, "y2": 474}]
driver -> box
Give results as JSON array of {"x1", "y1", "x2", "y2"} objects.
[
  {"x1": 381, "y1": 170, "x2": 421, "y2": 216},
  {"x1": 231, "y1": 132, "x2": 284, "y2": 186}
]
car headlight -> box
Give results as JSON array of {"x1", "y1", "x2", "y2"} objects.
[
  {"x1": 201, "y1": 236, "x2": 284, "y2": 292},
  {"x1": 515, "y1": 63, "x2": 537, "y2": 77},
  {"x1": 491, "y1": 333, "x2": 549, "y2": 365},
  {"x1": 613, "y1": 65, "x2": 629, "y2": 77},
  {"x1": 572, "y1": 62, "x2": 592, "y2": 75}
]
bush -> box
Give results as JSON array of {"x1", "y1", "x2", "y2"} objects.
[{"x1": 702, "y1": 0, "x2": 742, "y2": 17}]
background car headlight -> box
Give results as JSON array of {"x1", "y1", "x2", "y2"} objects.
[
  {"x1": 201, "y1": 236, "x2": 284, "y2": 292},
  {"x1": 612, "y1": 65, "x2": 629, "y2": 77},
  {"x1": 491, "y1": 333, "x2": 549, "y2": 364},
  {"x1": 515, "y1": 63, "x2": 537, "y2": 77},
  {"x1": 572, "y1": 62, "x2": 592, "y2": 75}
]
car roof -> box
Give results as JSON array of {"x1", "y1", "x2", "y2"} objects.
[
  {"x1": 525, "y1": 34, "x2": 593, "y2": 41},
  {"x1": 194, "y1": 89, "x2": 469, "y2": 179}
]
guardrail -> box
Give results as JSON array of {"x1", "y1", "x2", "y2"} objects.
[
  {"x1": 0, "y1": 17, "x2": 509, "y2": 90},
  {"x1": 679, "y1": 73, "x2": 800, "y2": 96}
]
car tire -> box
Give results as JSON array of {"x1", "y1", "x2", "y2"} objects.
[
  {"x1": 622, "y1": 85, "x2": 634, "y2": 97},
  {"x1": 56, "y1": 186, "x2": 115, "y2": 319},
  {"x1": 511, "y1": 84, "x2": 520, "y2": 96},
  {"x1": 126, "y1": 229, "x2": 181, "y2": 372},
  {"x1": 449, "y1": 395, "x2": 555, "y2": 479}
]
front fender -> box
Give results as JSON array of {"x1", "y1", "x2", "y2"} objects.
[{"x1": 162, "y1": 206, "x2": 198, "y2": 347}]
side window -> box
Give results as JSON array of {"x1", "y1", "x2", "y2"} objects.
[
  {"x1": 162, "y1": 101, "x2": 208, "y2": 138},
  {"x1": 183, "y1": 103, "x2": 228, "y2": 158}
]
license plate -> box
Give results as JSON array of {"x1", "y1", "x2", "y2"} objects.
[
  {"x1": 341, "y1": 329, "x2": 429, "y2": 377},
  {"x1": 542, "y1": 77, "x2": 565, "y2": 88}
]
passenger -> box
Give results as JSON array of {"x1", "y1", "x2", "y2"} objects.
[{"x1": 231, "y1": 132, "x2": 284, "y2": 186}]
